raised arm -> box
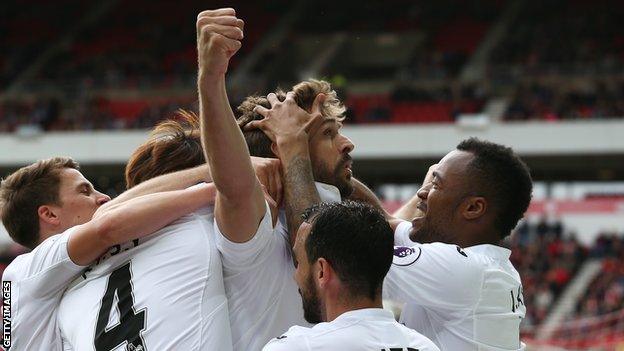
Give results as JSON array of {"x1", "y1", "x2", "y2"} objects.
[
  {"x1": 94, "y1": 156, "x2": 281, "y2": 219},
  {"x1": 348, "y1": 178, "x2": 391, "y2": 218},
  {"x1": 95, "y1": 164, "x2": 211, "y2": 216},
  {"x1": 196, "y1": 9, "x2": 266, "y2": 243},
  {"x1": 68, "y1": 183, "x2": 216, "y2": 265},
  {"x1": 248, "y1": 93, "x2": 325, "y2": 245}
]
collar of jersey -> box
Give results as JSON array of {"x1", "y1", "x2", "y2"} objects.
[
  {"x1": 314, "y1": 182, "x2": 341, "y2": 202},
  {"x1": 464, "y1": 244, "x2": 511, "y2": 260},
  {"x1": 333, "y1": 308, "x2": 395, "y2": 323}
]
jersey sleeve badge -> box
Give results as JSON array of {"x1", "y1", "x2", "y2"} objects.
[{"x1": 392, "y1": 246, "x2": 421, "y2": 266}]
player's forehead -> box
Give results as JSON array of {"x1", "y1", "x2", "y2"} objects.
[
  {"x1": 59, "y1": 168, "x2": 92, "y2": 190},
  {"x1": 311, "y1": 118, "x2": 343, "y2": 140},
  {"x1": 436, "y1": 150, "x2": 473, "y2": 181}
]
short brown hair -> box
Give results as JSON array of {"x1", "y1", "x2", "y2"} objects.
[
  {"x1": 0, "y1": 157, "x2": 80, "y2": 248},
  {"x1": 125, "y1": 110, "x2": 205, "y2": 188},
  {"x1": 237, "y1": 79, "x2": 346, "y2": 158}
]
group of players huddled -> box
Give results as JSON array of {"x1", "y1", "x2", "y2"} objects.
[{"x1": 0, "y1": 9, "x2": 533, "y2": 351}]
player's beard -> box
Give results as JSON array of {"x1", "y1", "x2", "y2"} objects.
[
  {"x1": 300, "y1": 274, "x2": 323, "y2": 324},
  {"x1": 410, "y1": 224, "x2": 441, "y2": 244},
  {"x1": 409, "y1": 217, "x2": 446, "y2": 244},
  {"x1": 312, "y1": 155, "x2": 353, "y2": 198}
]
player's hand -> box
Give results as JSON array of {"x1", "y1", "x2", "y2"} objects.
[
  {"x1": 196, "y1": 8, "x2": 244, "y2": 80},
  {"x1": 251, "y1": 157, "x2": 283, "y2": 206},
  {"x1": 246, "y1": 92, "x2": 325, "y2": 146}
]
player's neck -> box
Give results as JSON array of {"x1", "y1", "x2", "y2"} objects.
[
  {"x1": 324, "y1": 294, "x2": 383, "y2": 322},
  {"x1": 37, "y1": 226, "x2": 60, "y2": 246},
  {"x1": 459, "y1": 228, "x2": 500, "y2": 248}
]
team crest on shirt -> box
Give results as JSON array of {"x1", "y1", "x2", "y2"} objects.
[{"x1": 392, "y1": 246, "x2": 421, "y2": 266}]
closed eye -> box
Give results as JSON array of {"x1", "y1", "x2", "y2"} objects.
[{"x1": 79, "y1": 184, "x2": 93, "y2": 195}]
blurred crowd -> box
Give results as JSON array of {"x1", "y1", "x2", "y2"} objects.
[
  {"x1": 573, "y1": 233, "x2": 624, "y2": 319},
  {"x1": 489, "y1": 0, "x2": 624, "y2": 74},
  {"x1": 0, "y1": 98, "x2": 198, "y2": 132},
  {"x1": 503, "y1": 79, "x2": 624, "y2": 121},
  {"x1": 510, "y1": 218, "x2": 587, "y2": 330},
  {"x1": 3, "y1": 1, "x2": 624, "y2": 130},
  {"x1": 509, "y1": 218, "x2": 624, "y2": 336}
]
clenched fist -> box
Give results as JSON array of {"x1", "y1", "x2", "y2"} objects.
[{"x1": 196, "y1": 8, "x2": 244, "y2": 80}]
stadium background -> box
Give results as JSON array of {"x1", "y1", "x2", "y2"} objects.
[{"x1": 1, "y1": 0, "x2": 623, "y2": 349}]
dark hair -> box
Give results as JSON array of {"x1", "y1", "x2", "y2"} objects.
[
  {"x1": 236, "y1": 79, "x2": 346, "y2": 158},
  {"x1": 456, "y1": 137, "x2": 533, "y2": 239},
  {"x1": 0, "y1": 157, "x2": 80, "y2": 248},
  {"x1": 236, "y1": 94, "x2": 279, "y2": 158},
  {"x1": 125, "y1": 110, "x2": 205, "y2": 188},
  {"x1": 301, "y1": 200, "x2": 394, "y2": 300}
]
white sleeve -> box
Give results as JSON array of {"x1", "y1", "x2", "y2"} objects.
[
  {"x1": 214, "y1": 200, "x2": 275, "y2": 269},
  {"x1": 394, "y1": 221, "x2": 414, "y2": 246},
  {"x1": 383, "y1": 242, "x2": 483, "y2": 310},
  {"x1": 2, "y1": 228, "x2": 84, "y2": 299}
]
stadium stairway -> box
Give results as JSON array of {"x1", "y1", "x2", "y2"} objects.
[
  {"x1": 229, "y1": 0, "x2": 304, "y2": 88},
  {"x1": 459, "y1": 0, "x2": 522, "y2": 83},
  {"x1": 536, "y1": 259, "x2": 604, "y2": 340},
  {"x1": 298, "y1": 33, "x2": 348, "y2": 80}
]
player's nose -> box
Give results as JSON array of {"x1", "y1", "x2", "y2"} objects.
[
  {"x1": 417, "y1": 185, "x2": 429, "y2": 201},
  {"x1": 96, "y1": 191, "x2": 111, "y2": 205},
  {"x1": 339, "y1": 135, "x2": 354, "y2": 154}
]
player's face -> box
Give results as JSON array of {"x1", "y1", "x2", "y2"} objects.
[
  {"x1": 410, "y1": 150, "x2": 474, "y2": 244},
  {"x1": 55, "y1": 168, "x2": 111, "y2": 230},
  {"x1": 293, "y1": 222, "x2": 323, "y2": 323},
  {"x1": 309, "y1": 119, "x2": 355, "y2": 198}
]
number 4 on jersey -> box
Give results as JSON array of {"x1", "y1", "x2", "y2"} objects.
[{"x1": 95, "y1": 261, "x2": 147, "y2": 351}]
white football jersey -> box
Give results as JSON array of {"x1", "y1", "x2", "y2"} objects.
[
  {"x1": 384, "y1": 221, "x2": 526, "y2": 351},
  {"x1": 57, "y1": 206, "x2": 232, "y2": 351},
  {"x1": 262, "y1": 308, "x2": 440, "y2": 351},
  {"x1": 217, "y1": 182, "x2": 340, "y2": 351},
  {"x1": 1, "y1": 227, "x2": 84, "y2": 351}
]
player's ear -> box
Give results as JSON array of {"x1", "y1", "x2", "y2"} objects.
[
  {"x1": 316, "y1": 258, "x2": 331, "y2": 288},
  {"x1": 462, "y1": 196, "x2": 486, "y2": 220},
  {"x1": 38, "y1": 205, "x2": 61, "y2": 226}
]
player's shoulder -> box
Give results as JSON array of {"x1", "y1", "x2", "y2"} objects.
[
  {"x1": 2, "y1": 230, "x2": 72, "y2": 281},
  {"x1": 391, "y1": 241, "x2": 476, "y2": 267},
  {"x1": 390, "y1": 241, "x2": 485, "y2": 294},
  {"x1": 428, "y1": 242, "x2": 486, "y2": 277},
  {"x1": 463, "y1": 244, "x2": 512, "y2": 264},
  {"x1": 424, "y1": 242, "x2": 482, "y2": 265},
  {"x1": 263, "y1": 325, "x2": 311, "y2": 351},
  {"x1": 2, "y1": 254, "x2": 28, "y2": 281}
]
